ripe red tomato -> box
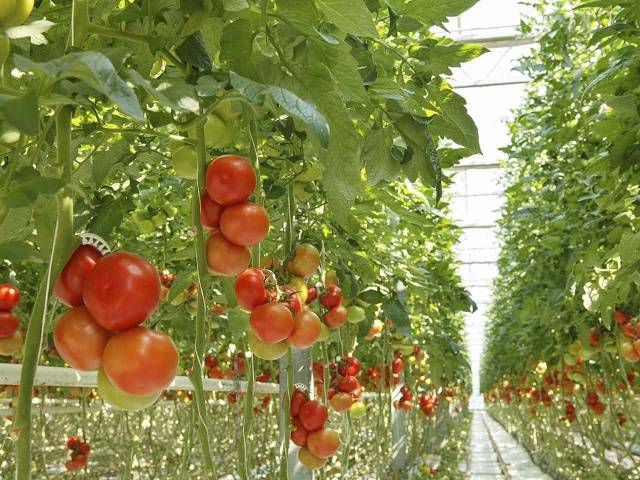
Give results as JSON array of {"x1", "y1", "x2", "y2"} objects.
[
  {"x1": 306, "y1": 285, "x2": 317, "y2": 303},
  {"x1": 288, "y1": 244, "x2": 320, "y2": 278},
  {"x1": 53, "y1": 306, "x2": 112, "y2": 371},
  {"x1": 206, "y1": 154, "x2": 256, "y2": 206},
  {"x1": 205, "y1": 354, "x2": 218, "y2": 369},
  {"x1": 338, "y1": 356, "x2": 361, "y2": 376},
  {"x1": 329, "y1": 392, "x2": 353, "y2": 412},
  {"x1": 102, "y1": 327, "x2": 178, "y2": 396},
  {"x1": 320, "y1": 285, "x2": 342, "y2": 309},
  {"x1": 200, "y1": 193, "x2": 225, "y2": 231},
  {"x1": 205, "y1": 233, "x2": 250, "y2": 277},
  {"x1": 0, "y1": 311, "x2": 18, "y2": 338},
  {"x1": 298, "y1": 447, "x2": 326, "y2": 470},
  {"x1": 290, "y1": 388, "x2": 309, "y2": 418},
  {"x1": 299, "y1": 400, "x2": 328, "y2": 432},
  {"x1": 220, "y1": 202, "x2": 269, "y2": 246},
  {"x1": 306, "y1": 428, "x2": 340, "y2": 458},
  {"x1": 83, "y1": 251, "x2": 160, "y2": 331},
  {"x1": 614, "y1": 310, "x2": 631, "y2": 325},
  {"x1": 0, "y1": 283, "x2": 20, "y2": 311},
  {"x1": 337, "y1": 375, "x2": 359, "y2": 393},
  {"x1": 324, "y1": 305, "x2": 347, "y2": 329},
  {"x1": 623, "y1": 323, "x2": 636, "y2": 338},
  {"x1": 392, "y1": 357, "x2": 404, "y2": 373},
  {"x1": 291, "y1": 427, "x2": 308, "y2": 447},
  {"x1": 54, "y1": 245, "x2": 102, "y2": 307},
  {"x1": 235, "y1": 268, "x2": 267, "y2": 310},
  {"x1": 287, "y1": 310, "x2": 321, "y2": 349},
  {"x1": 250, "y1": 303, "x2": 294, "y2": 344}
]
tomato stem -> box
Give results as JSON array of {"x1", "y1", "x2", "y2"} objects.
[
  {"x1": 186, "y1": 120, "x2": 215, "y2": 473},
  {"x1": 14, "y1": 105, "x2": 76, "y2": 480}
]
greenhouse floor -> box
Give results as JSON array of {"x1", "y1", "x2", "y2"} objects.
[{"x1": 468, "y1": 410, "x2": 551, "y2": 479}]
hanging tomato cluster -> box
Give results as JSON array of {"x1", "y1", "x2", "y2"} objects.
[
  {"x1": 328, "y1": 355, "x2": 363, "y2": 413},
  {"x1": 64, "y1": 436, "x2": 90, "y2": 472},
  {"x1": 202, "y1": 154, "x2": 269, "y2": 276},
  {"x1": 0, "y1": 283, "x2": 22, "y2": 355},
  {"x1": 394, "y1": 386, "x2": 413, "y2": 411},
  {"x1": 418, "y1": 394, "x2": 440, "y2": 417},
  {"x1": 53, "y1": 246, "x2": 178, "y2": 410},
  {"x1": 319, "y1": 280, "x2": 347, "y2": 330},
  {"x1": 290, "y1": 388, "x2": 340, "y2": 470},
  {"x1": 233, "y1": 243, "x2": 324, "y2": 360}
]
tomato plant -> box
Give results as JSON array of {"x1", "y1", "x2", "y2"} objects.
[{"x1": 0, "y1": 0, "x2": 486, "y2": 475}]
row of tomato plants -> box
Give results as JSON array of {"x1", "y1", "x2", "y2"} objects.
[
  {"x1": 483, "y1": 1, "x2": 640, "y2": 479},
  {"x1": 0, "y1": 0, "x2": 484, "y2": 477}
]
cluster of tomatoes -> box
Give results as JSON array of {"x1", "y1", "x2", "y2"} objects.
[
  {"x1": 0, "y1": 283, "x2": 22, "y2": 355},
  {"x1": 319, "y1": 282, "x2": 347, "y2": 330},
  {"x1": 290, "y1": 388, "x2": 340, "y2": 470},
  {"x1": 234, "y1": 244, "x2": 326, "y2": 360},
  {"x1": 201, "y1": 154, "x2": 269, "y2": 276},
  {"x1": 64, "y1": 436, "x2": 90, "y2": 472},
  {"x1": 585, "y1": 391, "x2": 606, "y2": 416},
  {"x1": 419, "y1": 394, "x2": 440, "y2": 417},
  {"x1": 394, "y1": 386, "x2": 413, "y2": 411},
  {"x1": 613, "y1": 310, "x2": 640, "y2": 362},
  {"x1": 53, "y1": 245, "x2": 178, "y2": 411},
  {"x1": 326, "y1": 355, "x2": 366, "y2": 414}
]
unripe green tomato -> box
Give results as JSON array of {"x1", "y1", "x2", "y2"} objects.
[
  {"x1": 7, "y1": 0, "x2": 33, "y2": 26},
  {"x1": 138, "y1": 219, "x2": 155, "y2": 234},
  {"x1": 186, "y1": 300, "x2": 197, "y2": 316},
  {"x1": 132, "y1": 211, "x2": 146, "y2": 223},
  {"x1": 0, "y1": 37, "x2": 9, "y2": 65},
  {"x1": 317, "y1": 322, "x2": 330, "y2": 342},
  {"x1": 211, "y1": 99, "x2": 241, "y2": 123},
  {"x1": 163, "y1": 204, "x2": 178, "y2": 218},
  {"x1": 350, "y1": 401, "x2": 366, "y2": 418},
  {"x1": 347, "y1": 305, "x2": 366, "y2": 324},
  {"x1": 98, "y1": 370, "x2": 160, "y2": 411},
  {"x1": 203, "y1": 114, "x2": 234, "y2": 148},
  {"x1": 0, "y1": 0, "x2": 17, "y2": 26},
  {"x1": 152, "y1": 212, "x2": 167, "y2": 227},
  {"x1": 171, "y1": 145, "x2": 198, "y2": 179}
]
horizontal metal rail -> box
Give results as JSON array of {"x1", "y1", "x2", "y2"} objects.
[
  {"x1": 0, "y1": 364, "x2": 385, "y2": 398},
  {"x1": 0, "y1": 363, "x2": 280, "y2": 394}
]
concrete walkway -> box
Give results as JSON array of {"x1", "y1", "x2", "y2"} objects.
[{"x1": 468, "y1": 410, "x2": 552, "y2": 479}]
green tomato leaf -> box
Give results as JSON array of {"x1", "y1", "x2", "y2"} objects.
[
  {"x1": 0, "y1": 168, "x2": 66, "y2": 208},
  {"x1": 230, "y1": 72, "x2": 330, "y2": 147},
  {"x1": 382, "y1": 298, "x2": 411, "y2": 336},
  {"x1": 0, "y1": 93, "x2": 39, "y2": 135},
  {"x1": 14, "y1": 52, "x2": 145, "y2": 121},
  {"x1": 388, "y1": 0, "x2": 480, "y2": 27},
  {"x1": 176, "y1": 31, "x2": 213, "y2": 72},
  {"x1": 316, "y1": 0, "x2": 378, "y2": 37},
  {"x1": 0, "y1": 206, "x2": 31, "y2": 244}
]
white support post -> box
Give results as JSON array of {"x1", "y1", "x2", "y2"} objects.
[
  {"x1": 391, "y1": 382, "x2": 407, "y2": 472},
  {"x1": 279, "y1": 348, "x2": 313, "y2": 480}
]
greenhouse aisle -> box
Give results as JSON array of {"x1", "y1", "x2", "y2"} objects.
[{"x1": 468, "y1": 410, "x2": 551, "y2": 479}]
